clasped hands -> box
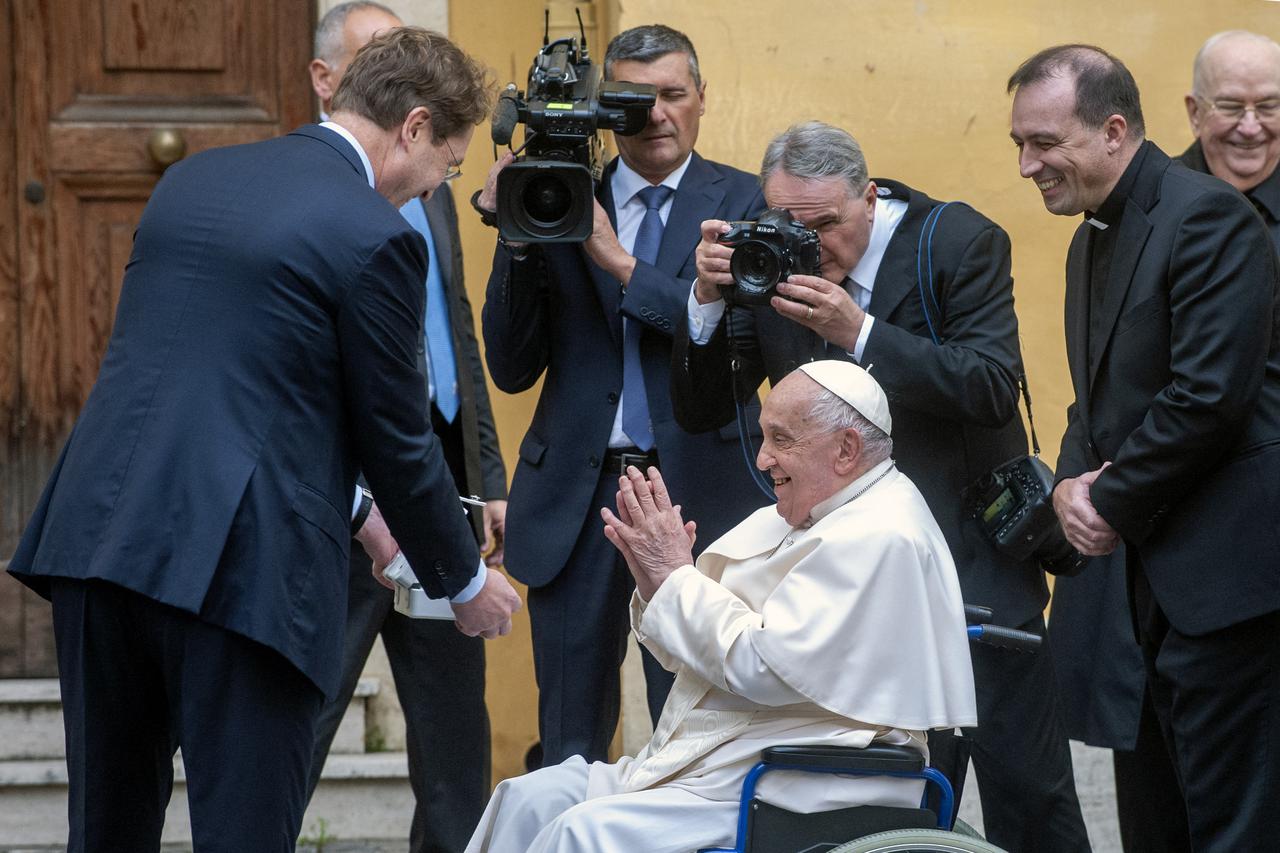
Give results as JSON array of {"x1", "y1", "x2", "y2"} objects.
[
  {"x1": 601, "y1": 466, "x2": 697, "y2": 601},
  {"x1": 1052, "y1": 464, "x2": 1120, "y2": 556},
  {"x1": 694, "y1": 219, "x2": 865, "y2": 352}
]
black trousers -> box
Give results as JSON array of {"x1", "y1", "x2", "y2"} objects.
[
  {"x1": 1134, "y1": 570, "x2": 1280, "y2": 853},
  {"x1": 51, "y1": 577, "x2": 322, "y2": 853},
  {"x1": 929, "y1": 615, "x2": 1090, "y2": 853},
  {"x1": 1113, "y1": 688, "x2": 1191, "y2": 853},
  {"x1": 526, "y1": 469, "x2": 674, "y2": 766},
  {"x1": 308, "y1": 406, "x2": 491, "y2": 853}
]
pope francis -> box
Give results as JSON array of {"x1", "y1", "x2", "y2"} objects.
[{"x1": 465, "y1": 361, "x2": 977, "y2": 852}]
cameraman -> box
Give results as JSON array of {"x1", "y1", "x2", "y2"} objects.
[
  {"x1": 671, "y1": 121, "x2": 1089, "y2": 853},
  {"x1": 474, "y1": 24, "x2": 766, "y2": 768}
]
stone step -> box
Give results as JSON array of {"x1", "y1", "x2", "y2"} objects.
[
  {"x1": 0, "y1": 752, "x2": 415, "y2": 848},
  {"x1": 0, "y1": 677, "x2": 379, "y2": 761}
]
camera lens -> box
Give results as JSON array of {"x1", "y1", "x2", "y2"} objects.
[
  {"x1": 730, "y1": 241, "x2": 784, "y2": 294},
  {"x1": 521, "y1": 174, "x2": 574, "y2": 227}
]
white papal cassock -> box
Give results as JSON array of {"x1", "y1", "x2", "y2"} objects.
[{"x1": 465, "y1": 459, "x2": 977, "y2": 853}]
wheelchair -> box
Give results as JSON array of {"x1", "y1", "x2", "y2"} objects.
[{"x1": 699, "y1": 607, "x2": 1039, "y2": 853}]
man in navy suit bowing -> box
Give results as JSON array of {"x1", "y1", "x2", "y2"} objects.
[
  {"x1": 474, "y1": 24, "x2": 766, "y2": 767},
  {"x1": 7, "y1": 27, "x2": 520, "y2": 853},
  {"x1": 304, "y1": 6, "x2": 508, "y2": 851}
]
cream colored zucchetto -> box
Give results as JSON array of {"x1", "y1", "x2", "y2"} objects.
[{"x1": 797, "y1": 360, "x2": 893, "y2": 436}]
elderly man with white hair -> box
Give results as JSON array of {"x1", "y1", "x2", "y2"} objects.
[
  {"x1": 464, "y1": 361, "x2": 977, "y2": 853},
  {"x1": 1181, "y1": 29, "x2": 1280, "y2": 251}
]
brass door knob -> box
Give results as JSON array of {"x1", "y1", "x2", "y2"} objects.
[{"x1": 147, "y1": 128, "x2": 187, "y2": 169}]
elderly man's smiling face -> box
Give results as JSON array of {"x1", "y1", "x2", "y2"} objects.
[
  {"x1": 755, "y1": 373, "x2": 848, "y2": 526},
  {"x1": 1186, "y1": 34, "x2": 1280, "y2": 193}
]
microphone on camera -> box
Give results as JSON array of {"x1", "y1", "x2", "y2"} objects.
[{"x1": 491, "y1": 89, "x2": 520, "y2": 146}]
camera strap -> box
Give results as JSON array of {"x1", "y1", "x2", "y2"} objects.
[
  {"x1": 915, "y1": 201, "x2": 968, "y2": 345},
  {"x1": 916, "y1": 201, "x2": 1042, "y2": 459},
  {"x1": 1020, "y1": 372, "x2": 1042, "y2": 457},
  {"x1": 725, "y1": 305, "x2": 779, "y2": 503}
]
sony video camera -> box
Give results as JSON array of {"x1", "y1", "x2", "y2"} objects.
[
  {"x1": 716, "y1": 208, "x2": 822, "y2": 305},
  {"x1": 963, "y1": 455, "x2": 1087, "y2": 576},
  {"x1": 491, "y1": 18, "x2": 656, "y2": 242}
]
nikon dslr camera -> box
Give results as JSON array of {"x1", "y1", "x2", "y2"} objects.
[
  {"x1": 716, "y1": 208, "x2": 821, "y2": 305},
  {"x1": 963, "y1": 455, "x2": 1086, "y2": 576}
]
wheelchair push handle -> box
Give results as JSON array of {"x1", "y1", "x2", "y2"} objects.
[{"x1": 967, "y1": 623, "x2": 1042, "y2": 652}]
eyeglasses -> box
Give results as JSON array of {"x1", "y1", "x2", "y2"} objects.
[
  {"x1": 442, "y1": 137, "x2": 462, "y2": 182},
  {"x1": 1199, "y1": 96, "x2": 1280, "y2": 123}
]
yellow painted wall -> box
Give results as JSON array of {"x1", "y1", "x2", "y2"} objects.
[{"x1": 448, "y1": 0, "x2": 1280, "y2": 784}]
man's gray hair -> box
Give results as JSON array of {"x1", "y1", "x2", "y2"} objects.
[
  {"x1": 808, "y1": 388, "x2": 893, "y2": 465},
  {"x1": 604, "y1": 24, "x2": 701, "y2": 88},
  {"x1": 761, "y1": 121, "x2": 869, "y2": 196},
  {"x1": 315, "y1": 1, "x2": 399, "y2": 64},
  {"x1": 1192, "y1": 30, "x2": 1280, "y2": 97}
]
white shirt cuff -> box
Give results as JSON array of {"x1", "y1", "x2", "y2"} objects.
[
  {"x1": 687, "y1": 282, "x2": 725, "y2": 345},
  {"x1": 850, "y1": 315, "x2": 875, "y2": 363},
  {"x1": 351, "y1": 485, "x2": 364, "y2": 520},
  {"x1": 449, "y1": 560, "x2": 488, "y2": 604}
]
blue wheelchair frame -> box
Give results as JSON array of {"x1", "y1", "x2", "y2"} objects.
[
  {"x1": 699, "y1": 743, "x2": 956, "y2": 853},
  {"x1": 700, "y1": 617, "x2": 1039, "y2": 853}
]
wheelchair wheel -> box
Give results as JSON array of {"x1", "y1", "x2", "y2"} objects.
[{"x1": 829, "y1": 826, "x2": 1007, "y2": 852}]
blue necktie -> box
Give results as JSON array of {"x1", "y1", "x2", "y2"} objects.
[
  {"x1": 423, "y1": 221, "x2": 459, "y2": 423},
  {"x1": 623, "y1": 185, "x2": 673, "y2": 452}
]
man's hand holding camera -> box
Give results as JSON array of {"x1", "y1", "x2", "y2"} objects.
[
  {"x1": 773, "y1": 275, "x2": 865, "y2": 353},
  {"x1": 695, "y1": 217, "x2": 865, "y2": 351}
]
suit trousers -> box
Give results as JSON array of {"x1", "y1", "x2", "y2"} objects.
[
  {"x1": 308, "y1": 407, "x2": 490, "y2": 853},
  {"x1": 526, "y1": 469, "x2": 675, "y2": 766},
  {"x1": 1112, "y1": 689, "x2": 1191, "y2": 853},
  {"x1": 1134, "y1": 569, "x2": 1280, "y2": 853},
  {"x1": 929, "y1": 615, "x2": 1089, "y2": 853},
  {"x1": 50, "y1": 577, "x2": 322, "y2": 853}
]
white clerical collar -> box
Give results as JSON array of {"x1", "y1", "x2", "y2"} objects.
[
  {"x1": 320, "y1": 120, "x2": 376, "y2": 190},
  {"x1": 808, "y1": 457, "x2": 895, "y2": 526},
  {"x1": 1085, "y1": 215, "x2": 1109, "y2": 230},
  {"x1": 847, "y1": 195, "x2": 907, "y2": 294},
  {"x1": 612, "y1": 152, "x2": 693, "y2": 206}
]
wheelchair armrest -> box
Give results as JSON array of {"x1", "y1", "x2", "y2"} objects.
[{"x1": 760, "y1": 743, "x2": 925, "y2": 774}]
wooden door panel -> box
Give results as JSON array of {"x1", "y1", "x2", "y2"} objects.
[
  {"x1": 1, "y1": 0, "x2": 314, "y2": 678},
  {"x1": 51, "y1": 0, "x2": 283, "y2": 122}
]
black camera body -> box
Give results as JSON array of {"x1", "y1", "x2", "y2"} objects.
[
  {"x1": 716, "y1": 208, "x2": 822, "y2": 305},
  {"x1": 963, "y1": 455, "x2": 1086, "y2": 576},
  {"x1": 492, "y1": 35, "x2": 656, "y2": 243}
]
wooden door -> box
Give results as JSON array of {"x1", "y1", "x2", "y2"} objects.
[{"x1": 0, "y1": 0, "x2": 315, "y2": 676}]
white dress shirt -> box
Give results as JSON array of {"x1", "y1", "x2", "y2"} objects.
[{"x1": 607, "y1": 154, "x2": 693, "y2": 448}]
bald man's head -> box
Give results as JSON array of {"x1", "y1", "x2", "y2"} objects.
[
  {"x1": 1186, "y1": 30, "x2": 1280, "y2": 192},
  {"x1": 310, "y1": 2, "x2": 403, "y2": 114}
]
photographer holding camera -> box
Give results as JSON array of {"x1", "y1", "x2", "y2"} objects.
[
  {"x1": 671, "y1": 121, "x2": 1089, "y2": 852},
  {"x1": 473, "y1": 24, "x2": 766, "y2": 768}
]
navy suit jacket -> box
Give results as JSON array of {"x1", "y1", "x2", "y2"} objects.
[
  {"x1": 672, "y1": 179, "x2": 1048, "y2": 625},
  {"x1": 9, "y1": 125, "x2": 479, "y2": 697},
  {"x1": 483, "y1": 152, "x2": 768, "y2": 588}
]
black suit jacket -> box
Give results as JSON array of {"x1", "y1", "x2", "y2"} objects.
[
  {"x1": 1056, "y1": 141, "x2": 1280, "y2": 635},
  {"x1": 8, "y1": 125, "x2": 479, "y2": 696},
  {"x1": 1178, "y1": 139, "x2": 1280, "y2": 253},
  {"x1": 414, "y1": 186, "x2": 507, "y2": 520},
  {"x1": 673, "y1": 179, "x2": 1047, "y2": 624},
  {"x1": 483, "y1": 152, "x2": 768, "y2": 588}
]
